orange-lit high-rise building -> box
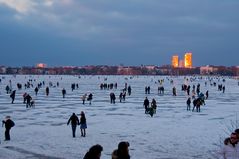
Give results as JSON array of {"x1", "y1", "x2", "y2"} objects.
[
  {"x1": 184, "y1": 52, "x2": 192, "y2": 68},
  {"x1": 172, "y1": 55, "x2": 179, "y2": 67}
]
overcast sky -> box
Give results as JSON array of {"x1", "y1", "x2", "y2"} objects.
[{"x1": 0, "y1": 0, "x2": 238, "y2": 67}]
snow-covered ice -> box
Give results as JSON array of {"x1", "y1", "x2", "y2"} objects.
[{"x1": 0, "y1": 75, "x2": 238, "y2": 159}]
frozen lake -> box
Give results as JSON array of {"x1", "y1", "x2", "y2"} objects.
[{"x1": 0, "y1": 75, "x2": 238, "y2": 159}]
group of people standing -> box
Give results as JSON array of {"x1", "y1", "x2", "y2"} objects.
[
  {"x1": 81, "y1": 93, "x2": 93, "y2": 105},
  {"x1": 143, "y1": 97, "x2": 157, "y2": 117},
  {"x1": 186, "y1": 93, "x2": 206, "y2": 112}
]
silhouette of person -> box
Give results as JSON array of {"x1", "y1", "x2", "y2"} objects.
[
  {"x1": 2, "y1": 116, "x2": 15, "y2": 141},
  {"x1": 67, "y1": 113, "x2": 79, "y2": 138},
  {"x1": 80, "y1": 111, "x2": 87, "y2": 137},
  {"x1": 10, "y1": 90, "x2": 16, "y2": 104},
  {"x1": 83, "y1": 144, "x2": 103, "y2": 159}
]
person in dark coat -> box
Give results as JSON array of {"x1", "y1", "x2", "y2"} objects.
[
  {"x1": 23, "y1": 92, "x2": 27, "y2": 103},
  {"x1": 186, "y1": 85, "x2": 190, "y2": 96},
  {"x1": 87, "y1": 93, "x2": 93, "y2": 105},
  {"x1": 34, "y1": 87, "x2": 39, "y2": 96},
  {"x1": 25, "y1": 94, "x2": 32, "y2": 108},
  {"x1": 186, "y1": 97, "x2": 191, "y2": 111},
  {"x1": 110, "y1": 92, "x2": 116, "y2": 104},
  {"x1": 2, "y1": 116, "x2": 15, "y2": 141},
  {"x1": 196, "y1": 99, "x2": 201, "y2": 112},
  {"x1": 46, "y1": 87, "x2": 49, "y2": 96},
  {"x1": 5, "y1": 85, "x2": 10, "y2": 94},
  {"x1": 127, "y1": 86, "x2": 131, "y2": 96},
  {"x1": 205, "y1": 90, "x2": 209, "y2": 99},
  {"x1": 67, "y1": 113, "x2": 79, "y2": 138},
  {"x1": 172, "y1": 87, "x2": 177, "y2": 96},
  {"x1": 83, "y1": 144, "x2": 103, "y2": 159},
  {"x1": 151, "y1": 98, "x2": 157, "y2": 114},
  {"x1": 145, "y1": 86, "x2": 148, "y2": 94},
  {"x1": 79, "y1": 111, "x2": 87, "y2": 137},
  {"x1": 119, "y1": 92, "x2": 123, "y2": 103},
  {"x1": 147, "y1": 86, "x2": 150, "y2": 94},
  {"x1": 10, "y1": 90, "x2": 16, "y2": 104},
  {"x1": 62, "y1": 88, "x2": 66, "y2": 98},
  {"x1": 222, "y1": 86, "x2": 225, "y2": 93},
  {"x1": 112, "y1": 141, "x2": 130, "y2": 159},
  {"x1": 143, "y1": 97, "x2": 149, "y2": 114},
  {"x1": 192, "y1": 98, "x2": 197, "y2": 112}
]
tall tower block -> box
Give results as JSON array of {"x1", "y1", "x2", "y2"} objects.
[
  {"x1": 172, "y1": 55, "x2": 179, "y2": 68},
  {"x1": 184, "y1": 52, "x2": 192, "y2": 68}
]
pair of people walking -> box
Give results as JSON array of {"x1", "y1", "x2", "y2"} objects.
[{"x1": 67, "y1": 111, "x2": 87, "y2": 137}]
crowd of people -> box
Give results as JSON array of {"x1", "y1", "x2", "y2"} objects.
[{"x1": 0, "y1": 75, "x2": 238, "y2": 158}]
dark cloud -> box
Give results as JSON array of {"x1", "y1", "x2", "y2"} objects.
[{"x1": 0, "y1": 0, "x2": 238, "y2": 66}]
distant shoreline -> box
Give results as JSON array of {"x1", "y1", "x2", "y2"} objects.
[{"x1": 0, "y1": 65, "x2": 238, "y2": 76}]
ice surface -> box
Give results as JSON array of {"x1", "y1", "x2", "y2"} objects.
[{"x1": 0, "y1": 75, "x2": 238, "y2": 159}]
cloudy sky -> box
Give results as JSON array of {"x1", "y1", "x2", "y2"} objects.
[{"x1": 0, "y1": 0, "x2": 238, "y2": 67}]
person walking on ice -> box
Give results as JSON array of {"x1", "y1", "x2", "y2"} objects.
[
  {"x1": 10, "y1": 90, "x2": 16, "y2": 104},
  {"x1": 67, "y1": 113, "x2": 79, "y2": 138},
  {"x1": 62, "y1": 88, "x2": 66, "y2": 98},
  {"x1": 2, "y1": 116, "x2": 15, "y2": 141},
  {"x1": 79, "y1": 111, "x2": 87, "y2": 137}
]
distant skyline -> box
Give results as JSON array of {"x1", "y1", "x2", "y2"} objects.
[{"x1": 0, "y1": 0, "x2": 239, "y2": 67}]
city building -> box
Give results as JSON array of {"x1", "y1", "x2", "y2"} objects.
[
  {"x1": 171, "y1": 55, "x2": 179, "y2": 68},
  {"x1": 200, "y1": 65, "x2": 216, "y2": 75},
  {"x1": 0, "y1": 66, "x2": 6, "y2": 74},
  {"x1": 36, "y1": 63, "x2": 47, "y2": 68},
  {"x1": 231, "y1": 66, "x2": 239, "y2": 76},
  {"x1": 179, "y1": 60, "x2": 184, "y2": 68},
  {"x1": 184, "y1": 52, "x2": 192, "y2": 68}
]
